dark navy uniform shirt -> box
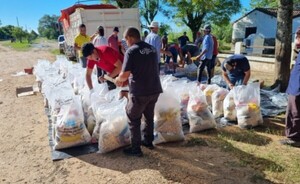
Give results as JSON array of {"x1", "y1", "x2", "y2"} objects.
[{"x1": 287, "y1": 54, "x2": 300, "y2": 96}]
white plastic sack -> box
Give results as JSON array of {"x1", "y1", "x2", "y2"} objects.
[
  {"x1": 98, "y1": 98, "x2": 130, "y2": 153},
  {"x1": 212, "y1": 87, "x2": 229, "y2": 118},
  {"x1": 233, "y1": 83, "x2": 263, "y2": 129},
  {"x1": 187, "y1": 86, "x2": 216, "y2": 132},
  {"x1": 203, "y1": 84, "x2": 220, "y2": 106},
  {"x1": 223, "y1": 90, "x2": 237, "y2": 121},
  {"x1": 53, "y1": 96, "x2": 91, "y2": 150},
  {"x1": 154, "y1": 91, "x2": 184, "y2": 144}
]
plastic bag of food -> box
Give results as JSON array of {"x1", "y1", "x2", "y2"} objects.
[
  {"x1": 187, "y1": 86, "x2": 216, "y2": 132},
  {"x1": 154, "y1": 91, "x2": 184, "y2": 144},
  {"x1": 203, "y1": 84, "x2": 220, "y2": 106},
  {"x1": 53, "y1": 96, "x2": 91, "y2": 150},
  {"x1": 233, "y1": 83, "x2": 263, "y2": 129},
  {"x1": 212, "y1": 87, "x2": 229, "y2": 118},
  {"x1": 98, "y1": 98, "x2": 130, "y2": 153},
  {"x1": 223, "y1": 90, "x2": 237, "y2": 121}
]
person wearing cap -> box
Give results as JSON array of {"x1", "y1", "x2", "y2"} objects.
[
  {"x1": 194, "y1": 31, "x2": 203, "y2": 47},
  {"x1": 74, "y1": 24, "x2": 97, "y2": 68},
  {"x1": 279, "y1": 52, "x2": 300, "y2": 147},
  {"x1": 108, "y1": 27, "x2": 120, "y2": 52},
  {"x1": 195, "y1": 24, "x2": 214, "y2": 84},
  {"x1": 178, "y1": 32, "x2": 190, "y2": 48},
  {"x1": 221, "y1": 54, "x2": 251, "y2": 89},
  {"x1": 145, "y1": 21, "x2": 169, "y2": 71},
  {"x1": 81, "y1": 43, "x2": 124, "y2": 91},
  {"x1": 115, "y1": 27, "x2": 163, "y2": 157}
]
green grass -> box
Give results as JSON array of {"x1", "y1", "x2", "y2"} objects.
[
  {"x1": 50, "y1": 49, "x2": 61, "y2": 55},
  {"x1": 1, "y1": 40, "x2": 31, "y2": 51}
]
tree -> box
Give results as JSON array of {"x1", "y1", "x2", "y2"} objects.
[
  {"x1": 38, "y1": 15, "x2": 60, "y2": 39},
  {"x1": 167, "y1": 0, "x2": 241, "y2": 41},
  {"x1": 0, "y1": 25, "x2": 15, "y2": 40},
  {"x1": 102, "y1": 0, "x2": 139, "y2": 8},
  {"x1": 251, "y1": 0, "x2": 300, "y2": 8},
  {"x1": 274, "y1": 0, "x2": 293, "y2": 92},
  {"x1": 11, "y1": 27, "x2": 27, "y2": 42},
  {"x1": 158, "y1": 23, "x2": 171, "y2": 36}
]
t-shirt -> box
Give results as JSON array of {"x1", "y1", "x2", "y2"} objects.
[
  {"x1": 201, "y1": 34, "x2": 214, "y2": 60},
  {"x1": 181, "y1": 44, "x2": 199, "y2": 56},
  {"x1": 93, "y1": 36, "x2": 108, "y2": 46},
  {"x1": 212, "y1": 35, "x2": 218, "y2": 55},
  {"x1": 221, "y1": 54, "x2": 250, "y2": 78},
  {"x1": 74, "y1": 34, "x2": 90, "y2": 57},
  {"x1": 108, "y1": 34, "x2": 119, "y2": 52},
  {"x1": 178, "y1": 35, "x2": 190, "y2": 47},
  {"x1": 145, "y1": 32, "x2": 161, "y2": 63},
  {"x1": 87, "y1": 46, "x2": 123, "y2": 73},
  {"x1": 286, "y1": 54, "x2": 300, "y2": 96},
  {"x1": 122, "y1": 41, "x2": 163, "y2": 96}
]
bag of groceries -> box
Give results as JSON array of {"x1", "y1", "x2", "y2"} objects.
[
  {"x1": 203, "y1": 84, "x2": 220, "y2": 107},
  {"x1": 223, "y1": 90, "x2": 237, "y2": 121},
  {"x1": 232, "y1": 82, "x2": 263, "y2": 129},
  {"x1": 153, "y1": 90, "x2": 184, "y2": 144},
  {"x1": 187, "y1": 86, "x2": 216, "y2": 132},
  {"x1": 98, "y1": 98, "x2": 130, "y2": 153},
  {"x1": 212, "y1": 87, "x2": 229, "y2": 118},
  {"x1": 53, "y1": 96, "x2": 91, "y2": 150}
]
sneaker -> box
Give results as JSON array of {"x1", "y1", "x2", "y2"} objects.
[
  {"x1": 142, "y1": 140, "x2": 155, "y2": 150},
  {"x1": 123, "y1": 147, "x2": 143, "y2": 157},
  {"x1": 279, "y1": 139, "x2": 300, "y2": 147}
]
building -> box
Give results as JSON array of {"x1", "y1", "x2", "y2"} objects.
[{"x1": 232, "y1": 8, "x2": 300, "y2": 54}]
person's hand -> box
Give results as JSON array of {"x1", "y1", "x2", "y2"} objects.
[
  {"x1": 98, "y1": 76, "x2": 105, "y2": 83},
  {"x1": 229, "y1": 83, "x2": 234, "y2": 90}
]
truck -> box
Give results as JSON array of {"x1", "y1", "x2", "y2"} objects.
[{"x1": 59, "y1": 4, "x2": 141, "y2": 60}]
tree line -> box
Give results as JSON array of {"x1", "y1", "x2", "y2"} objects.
[{"x1": 0, "y1": 25, "x2": 38, "y2": 43}]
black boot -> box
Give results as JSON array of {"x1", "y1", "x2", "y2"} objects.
[{"x1": 123, "y1": 146, "x2": 143, "y2": 157}]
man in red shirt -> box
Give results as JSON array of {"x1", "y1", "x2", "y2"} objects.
[{"x1": 82, "y1": 43, "x2": 123, "y2": 91}]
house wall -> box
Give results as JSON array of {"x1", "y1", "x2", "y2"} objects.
[
  {"x1": 233, "y1": 11, "x2": 300, "y2": 44},
  {"x1": 232, "y1": 10, "x2": 277, "y2": 43}
]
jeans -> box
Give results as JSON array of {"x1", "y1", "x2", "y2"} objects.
[
  {"x1": 126, "y1": 93, "x2": 160, "y2": 148},
  {"x1": 197, "y1": 59, "x2": 213, "y2": 84},
  {"x1": 78, "y1": 56, "x2": 87, "y2": 68}
]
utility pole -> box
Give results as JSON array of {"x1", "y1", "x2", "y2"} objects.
[{"x1": 16, "y1": 17, "x2": 19, "y2": 27}]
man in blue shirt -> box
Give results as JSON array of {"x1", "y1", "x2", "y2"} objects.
[
  {"x1": 145, "y1": 21, "x2": 170, "y2": 72},
  {"x1": 280, "y1": 55, "x2": 300, "y2": 147},
  {"x1": 196, "y1": 25, "x2": 214, "y2": 84},
  {"x1": 221, "y1": 54, "x2": 251, "y2": 89}
]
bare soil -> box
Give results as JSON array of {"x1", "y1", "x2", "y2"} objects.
[{"x1": 0, "y1": 43, "x2": 277, "y2": 184}]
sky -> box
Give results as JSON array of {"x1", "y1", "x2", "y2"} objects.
[{"x1": 0, "y1": 0, "x2": 251, "y2": 33}]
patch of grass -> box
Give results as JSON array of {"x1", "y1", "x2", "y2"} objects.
[
  {"x1": 51, "y1": 49, "x2": 61, "y2": 55},
  {"x1": 1, "y1": 40, "x2": 31, "y2": 51},
  {"x1": 185, "y1": 137, "x2": 208, "y2": 147}
]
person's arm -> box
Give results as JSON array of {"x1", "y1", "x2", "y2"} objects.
[
  {"x1": 242, "y1": 70, "x2": 251, "y2": 85},
  {"x1": 115, "y1": 71, "x2": 131, "y2": 87},
  {"x1": 90, "y1": 32, "x2": 98, "y2": 41},
  {"x1": 108, "y1": 59, "x2": 123, "y2": 78},
  {"x1": 222, "y1": 70, "x2": 234, "y2": 89},
  {"x1": 86, "y1": 68, "x2": 94, "y2": 90}
]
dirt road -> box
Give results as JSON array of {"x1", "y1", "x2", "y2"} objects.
[{"x1": 0, "y1": 43, "x2": 271, "y2": 184}]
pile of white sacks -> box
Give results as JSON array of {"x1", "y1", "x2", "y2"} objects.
[{"x1": 34, "y1": 56, "x2": 263, "y2": 153}]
